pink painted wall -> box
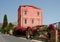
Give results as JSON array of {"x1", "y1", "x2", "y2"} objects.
[{"x1": 18, "y1": 5, "x2": 43, "y2": 27}]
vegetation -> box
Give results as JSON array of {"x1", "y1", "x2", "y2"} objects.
[
  {"x1": 0, "y1": 14, "x2": 59, "y2": 42},
  {"x1": 0, "y1": 14, "x2": 14, "y2": 34},
  {"x1": 6, "y1": 23, "x2": 14, "y2": 34},
  {"x1": 0, "y1": 14, "x2": 8, "y2": 33},
  {"x1": 32, "y1": 28, "x2": 40, "y2": 37},
  {"x1": 2, "y1": 14, "x2": 8, "y2": 28}
]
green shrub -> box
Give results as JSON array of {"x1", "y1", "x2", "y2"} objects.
[{"x1": 6, "y1": 23, "x2": 14, "y2": 33}]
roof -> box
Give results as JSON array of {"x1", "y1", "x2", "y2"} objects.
[{"x1": 19, "y1": 5, "x2": 42, "y2": 10}]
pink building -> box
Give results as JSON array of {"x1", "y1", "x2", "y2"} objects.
[{"x1": 18, "y1": 5, "x2": 43, "y2": 28}]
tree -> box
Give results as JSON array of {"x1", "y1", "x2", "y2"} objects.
[
  {"x1": 7, "y1": 23, "x2": 14, "y2": 30},
  {"x1": 2, "y1": 14, "x2": 8, "y2": 28},
  {"x1": 6, "y1": 23, "x2": 14, "y2": 34},
  {"x1": 1, "y1": 14, "x2": 8, "y2": 33}
]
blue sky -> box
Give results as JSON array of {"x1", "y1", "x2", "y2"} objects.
[{"x1": 0, "y1": 0, "x2": 60, "y2": 25}]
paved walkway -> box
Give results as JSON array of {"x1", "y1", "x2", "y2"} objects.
[{"x1": 0, "y1": 33, "x2": 43, "y2": 42}]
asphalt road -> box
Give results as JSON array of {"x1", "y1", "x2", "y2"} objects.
[{"x1": 0, "y1": 33, "x2": 42, "y2": 42}]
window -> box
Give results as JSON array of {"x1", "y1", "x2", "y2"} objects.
[
  {"x1": 24, "y1": 19, "x2": 27, "y2": 24},
  {"x1": 37, "y1": 12, "x2": 40, "y2": 16},
  {"x1": 32, "y1": 19, "x2": 34, "y2": 24},
  {"x1": 37, "y1": 19, "x2": 40, "y2": 24},
  {"x1": 24, "y1": 10, "x2": 27, "y2": 15}
]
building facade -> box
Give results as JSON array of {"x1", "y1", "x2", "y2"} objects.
[{"x1": 18, "y1": 5, "x2": 43, "y2": 27}]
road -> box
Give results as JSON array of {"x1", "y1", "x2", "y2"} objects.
[{"x1": 0, "y1": 33, "x2": 42, "y2": 42}]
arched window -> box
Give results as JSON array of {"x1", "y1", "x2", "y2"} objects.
[
  {"x1": 37, "y1": 19, "x2": 40, "y2": 24},
  {"x1": 37, "y1": 12, "x2": 40, "y2": 16},
  {"x1": 24, "y1": 19, "x2": 27, "y2": 24},
  {"x1": 32, "y1": 19, "x2": 34, "y2": 24},
  {"x1": 24, "y1": 10, "x2": 27, "y2": 15}
]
